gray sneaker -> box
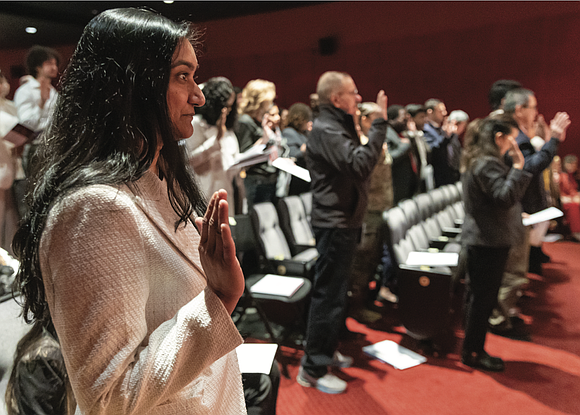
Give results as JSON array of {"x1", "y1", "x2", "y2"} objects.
[
  {"x1": 296, "y1": 367, "x2": 347, "y2": 394},
  {"x1": 332, "y1": 351, "x2": 353, "y2": 368}
]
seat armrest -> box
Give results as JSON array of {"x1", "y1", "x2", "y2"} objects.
[
  {"x1": 270, "y1": 258, "x2": 315, "y2": 278},
  {"x1": 293, "y1": 244, "x2": 316, "y2": 255},
  {"x1": 442, "y1": 227, "x2": 462, "y2": 238},
  {"x1": 429, "y1": 238, "x2": 448, "y2": 250},
  {"x1": 293, "y1": 248, "x2": 318, "y2": 262}
]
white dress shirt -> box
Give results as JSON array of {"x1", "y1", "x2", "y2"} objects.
[{"x1": 13, "y1": 77, "x2": 58, "y2": 132}]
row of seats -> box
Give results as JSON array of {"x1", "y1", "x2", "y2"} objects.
[
  {"x1": 230, "y1": 194, "x2": 317, "y2": 361},
  {"x1": 383, "y1": 182, "x2": 465, "y2": 343},
  {"x1": 384, "y1": 183, "x2": 464, "y2": 268},
  {"x1": 234, "y1": 185, "x2": 465, "y2": 352},
  {"x1": 250, "y1": 195, "x2": 318, "y2": 278}
]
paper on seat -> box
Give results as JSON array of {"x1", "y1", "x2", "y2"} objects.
[
  {"x1": 405, "y1": 251, "x2": 459, "y2": 266},
  {"x1": 236, "y1": 343, "x2": 278, "y2": 374},
  {"x1": 249, "y1": 274, "x2": 305, "y2": 297}
]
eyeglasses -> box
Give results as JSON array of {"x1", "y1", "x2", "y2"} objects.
[{"x1": 339, "y1": 89, "x2": 359, "y2": 96}]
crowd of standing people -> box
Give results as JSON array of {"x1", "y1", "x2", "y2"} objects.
[{"x1": 0, "y1": 6, "x2": 574, "y2": 414}]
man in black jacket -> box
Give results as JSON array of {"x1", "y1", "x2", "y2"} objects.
[{"x1": 297, "y1": 71, "x2": 388, "y2": 394}]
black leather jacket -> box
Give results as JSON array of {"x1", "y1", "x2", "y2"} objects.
[{"x1": 305, "y1": 104, "x2": 386, "y2": 228}]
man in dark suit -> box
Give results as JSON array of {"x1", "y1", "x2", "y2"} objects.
[{"x1": 422, "y1": 98, "x2": 461, "y2": 188}]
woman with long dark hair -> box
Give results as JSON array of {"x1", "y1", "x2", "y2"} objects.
[
  {"x1": 12, "y1": 8, "x2": 246, "y2": 414},
  {"x1": 460, "y1": 115, "x2": 531, "y2": 372}
]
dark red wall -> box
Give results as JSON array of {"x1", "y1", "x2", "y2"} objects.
[{"x1": 2, "y1": 2, "x2": 579, "y2": 154}]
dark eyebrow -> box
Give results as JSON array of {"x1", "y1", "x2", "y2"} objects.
[{"x1": 171, "y1": 60, "x2": 197, "y2": 70}]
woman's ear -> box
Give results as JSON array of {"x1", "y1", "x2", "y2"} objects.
[{"x1": 494, "y1": 131, "x2": 503, "y2": 145}]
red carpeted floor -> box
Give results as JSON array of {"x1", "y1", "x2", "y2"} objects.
[{"x1": 273, "y1": 240, "x2": 580, "y2": 415}]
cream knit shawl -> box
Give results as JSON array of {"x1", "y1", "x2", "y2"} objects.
[{"x1": 40, "y1": 171, "x2": 246, "y2": 415}]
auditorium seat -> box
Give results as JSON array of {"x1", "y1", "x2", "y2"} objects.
[
  {"x1": 382, "y1": 186, "x2": 465, "y2": 346},
  {"x1": 277, "y1": 196, "x2": 316, "y2": 257},
  {"x1": 250, "y1": 202, "x2": 317, "y2": 278},
  {"x1": 399, "y1": 198, "x2": 421, "y2": 227},
  {"x1": 299, "y1": 192, "x2": 312, "y2": 225},
  {"x1": 414, "y1": 193, "x2": 435, "y2": 222},
  {"x1": 428, "y1": 188, "x2": 447, "y2": 213},
  {"x1": 230, "y1": 214, "x2": 312, "y2": 371}
]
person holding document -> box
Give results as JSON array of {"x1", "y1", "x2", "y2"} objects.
[
  {"x1": 489, "y1": 88, "x2": 571, "y2": 338},
  {"x1": 460, "y1": 115, "x2": 532, "y2": 372}
]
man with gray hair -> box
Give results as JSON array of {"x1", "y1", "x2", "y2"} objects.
[
  {"x1": 505, "y1": 89, "x2": 569, "y2": 224},
  {"x1": 489, "y1": 88, "x2": 570, "y2": 339},
  {"x1": 298, "y1": 71, "x2": 388, "y2": 394}
]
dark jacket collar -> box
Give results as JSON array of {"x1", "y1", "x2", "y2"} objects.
[
  {"x1": 319, "y1": 103, "x2": 350, "y2": 121},
  {"x1": 318, "y1": 104, "x2": 357, "y2": 136}
]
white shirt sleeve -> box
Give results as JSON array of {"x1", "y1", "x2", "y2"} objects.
[{"x1": 13, "y1": 81, "x2": 57, "y2": 132}]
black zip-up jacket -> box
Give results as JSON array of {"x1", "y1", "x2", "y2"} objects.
[
  {"x1": 305, "y1": 104, "x2": 387, "y2": 228},
  {"x1": 462, "y1": 156, "x2": 532, "y2": 248}
]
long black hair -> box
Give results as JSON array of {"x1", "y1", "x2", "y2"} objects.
[
  {"x1": 13, "y1": 8, "x2": 207, "y2": 324},
  {"x1": 197, "y1": 76, "x2": 235, "y2": 126},
  {"x1": 461, "y1": 114, "x2": 519, "y2": 173}
]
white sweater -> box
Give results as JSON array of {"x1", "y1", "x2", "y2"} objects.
[{"x1": 40, "y1": 171, "x2": 247, "y2": 415}]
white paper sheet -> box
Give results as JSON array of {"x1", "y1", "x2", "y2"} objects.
[
  {"x1": 271, "y1": 157, "x2": 311, "y2": 182},
  {"x1": 229, "y1": 144, "x2": 270, "y2": 170},
  {"x1": 405, "y1": 251, "x2": 459, "y2": 266},
  {"x1": 249, "y1": 274, "x2": 305, "y2": 297},
  {"x1": 236, "y1": 343, "x2": 278, "y2": 374},
  {"x1": 522, "y1": 207, "x2": 563, "y2": 226},
  {"x1": 363, "y1": 340, "x2": 427, "y2": 370}
]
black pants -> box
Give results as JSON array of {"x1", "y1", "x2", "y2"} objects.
[
  {"x1": 302, "y1": 227, "x2": 360, "y2": 378},
  {"x1": 244, "y1": 174, "x2": 277, "y2": 213},
  {"x1": 463, "y1": 245, "x2": 510, "y2": 354}
]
